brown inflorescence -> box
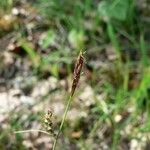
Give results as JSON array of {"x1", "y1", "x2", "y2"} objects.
[{"x1": 71, "y1": 51, "x2": 84, "y2": 97}]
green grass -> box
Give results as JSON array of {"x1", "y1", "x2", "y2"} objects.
[
  {"x1": 0, "y1": 0, "x2": 13, "y2": 14},
  {"x1": 0, "y1": 0, "x2": 150, "y2": 149}
]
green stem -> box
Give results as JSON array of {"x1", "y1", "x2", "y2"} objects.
[
  {"x1": 52, "y1": 95, "x2": 73, "y2": 150},
  {"x1": 14, "y1": 129, "x2": 50, "y2": 135}
]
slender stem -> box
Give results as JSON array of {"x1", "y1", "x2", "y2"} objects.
[
  {"x1": 52, "y1": 95, "x2": 73, "y2": 150},
  {"x1": 14, "y1": 129, "x2": 50, "y2": 135}
]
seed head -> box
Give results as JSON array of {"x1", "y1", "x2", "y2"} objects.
[
  {"x1": 71, "y1": 51, "x2": 84, "y2": 97},
  {"x1": 43, "y1": 110, "x2": 56, "y2": 137}
]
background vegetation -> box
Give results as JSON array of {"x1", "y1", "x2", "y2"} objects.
[{"x1": 0, "y1": 0, "x2": 150, "y2": 149}]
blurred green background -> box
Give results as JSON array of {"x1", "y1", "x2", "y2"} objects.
[{"x1": 0, "y1": 0, "x2": 150, "y2": 149}]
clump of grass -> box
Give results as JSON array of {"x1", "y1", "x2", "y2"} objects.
[{"x1": 52, "y1": 51, "x2": 84, "y2": 150}]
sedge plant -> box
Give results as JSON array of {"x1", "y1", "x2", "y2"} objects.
[
  {"x1": 14, "y1": 51, "x2": 84, "y2": 150},
  {"x1": 52, "y1": 51, "x2": 84, "y2": 150}
]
